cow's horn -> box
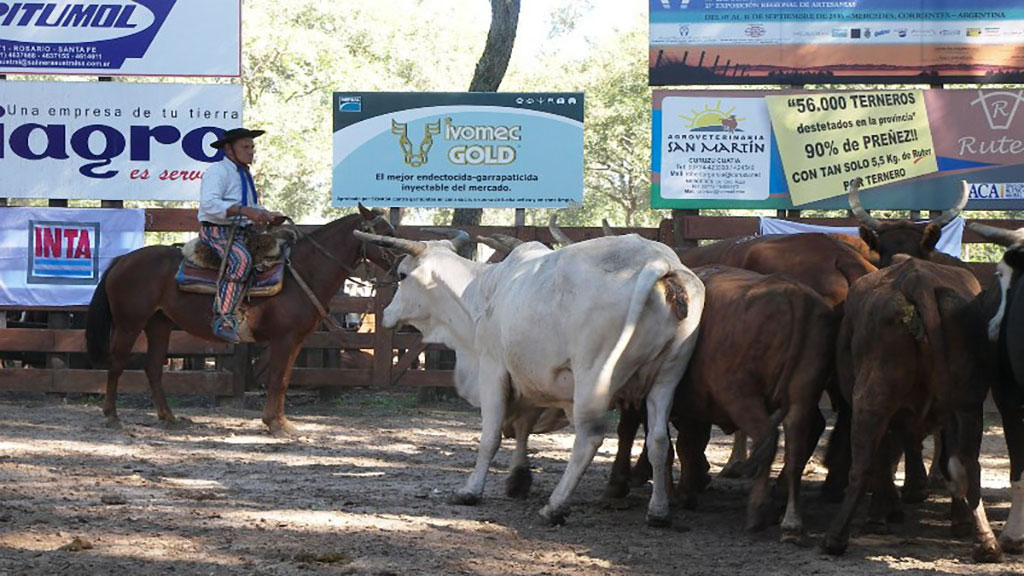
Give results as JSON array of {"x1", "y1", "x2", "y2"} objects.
[
  {"x1": 475, "y1": 235, "x2": 510, "y2": 253},
  {"x1": 847, "y1": 177, "x2": 881, "y2": 231},
  {"x1": 930, "y1": 180, "x2": 970, "y2": 228},
  {"x1": 968, "y1": 222, "x2": 1024, "y2": 247},
  {"x1": 548, "y1": 214, "x2": 573, "y2": 245},
  {"x1": 422, "y1": 227, "x2": 471, "y2": 251},
  {"x1": 353, "y1": 230, "x2": 426, "y2": 256},
  {"x1": 490, "y1": 233, "x2": 523, "y2": 249},
  {"x1": 474, "y1": 234, "x2": 522, "y2": 254},
  {"x1": 601, "y1": 218, "x2": 616, "y2": 237}
]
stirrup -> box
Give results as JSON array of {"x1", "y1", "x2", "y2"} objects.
[{"x1": 211, "y1": 315, "x2": 241, "y2": 344}]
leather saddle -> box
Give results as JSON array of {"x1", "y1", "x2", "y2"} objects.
[{"x1": 176, "y1": 227, "x2": 297, "y2": 298}]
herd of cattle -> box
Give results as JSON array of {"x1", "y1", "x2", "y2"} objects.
[{"x1": 348, "y1": 178, "x2": 1024, "y2": 563}]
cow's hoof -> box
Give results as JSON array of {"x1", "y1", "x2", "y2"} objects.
[
  {"x1": 972, "y1": 538, "x2": 1003, "y2": 563},
  {"x1": 680, "y1": 493, "x2": 698, "y2": 511},
  {"x1": 646, "y1": 512, "x2": 672, "y2": 528},
  {"x1": 104, "y1": 417, "x2": 122, "y2": 430},
  {"x1": 267, "y1": 419, "x2": 300, "y2": 438},
  {"x1": 449, "y1": 490, "x2": 481, "y2": 506},
  {"x1": 998, "y1": 534, "x2": 1024, "y2": 555},
  {"x1": 539, "y1": 505, "x2": 568, "y2": 526},
  {"x1": 159, "y1": 418, "x2": 187, "y2": 430},
  {"x1": 505, "y1": 466, "x2": 532, "y2": 500},
  {"x1": 780, "y1": 527, "x2": 806, "y2": 546},
  {"x1": 821, "y1": 533, "x2": 848, "y2": 556},
  {"x1": 901, "y1": 486, "x2": 928, "y2": 504},
  {"x1": 861, "y1": 520, "x2": 890, "y2": 535},
  {"x1": 601, "y1": 482, "x2": 630, "y2": 502}
]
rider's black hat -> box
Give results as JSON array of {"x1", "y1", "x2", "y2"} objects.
[{"x1": 210, "y1": 127, "x2": 266, "y2": 149}]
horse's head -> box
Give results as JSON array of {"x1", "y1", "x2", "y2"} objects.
[{"x1": 356, "y1": 203, "x2": 398, "y2": 274}]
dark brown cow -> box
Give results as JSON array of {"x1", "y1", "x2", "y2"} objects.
[
  {"x1": 658, "y1": 266, "x2": 838, "y2": 541},
  {"x1": 822, "y1": 256, "x2": 1001, "y2": 562},
  {"x1": 969, "y1": 222, "x2": 1024, "y2": 553},
  {"x1": 831, "y1": 178, "x2": 972, "y2": 502}
]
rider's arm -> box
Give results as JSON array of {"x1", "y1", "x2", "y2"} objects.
[{"x1": 199, "y1": 165, "x2": 236, "y2": 221}]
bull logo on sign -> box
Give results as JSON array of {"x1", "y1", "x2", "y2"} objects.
[{"x1": 391, "y1": 119, "x2": 442, "y2": 167}]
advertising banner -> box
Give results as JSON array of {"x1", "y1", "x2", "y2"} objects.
[
  {"x1": 765, "y1": 91, "x2": 938, "y2": 205},
  {"x1": 650, "y1": 0, "x2": 1024, "y2": 86},
  {"x1": 0, "y1": 0, "x2": 242, "y2": 77},
  {"x1": 652, "y1": 88, "x2": 1024, "y2": 210},
  {"x1": 0, "y1": 81, "x2": 243, "y2": 201},
  {"x1": 0, "y1": 207, "x2": 144, "y2": 306},
  {"x1": 332, "y1": 92, "x2": 584, "y2": 208}
]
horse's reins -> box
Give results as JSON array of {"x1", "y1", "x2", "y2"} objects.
[{"x1": 280, "y1": 215, "x2": 394, "y2": 333}]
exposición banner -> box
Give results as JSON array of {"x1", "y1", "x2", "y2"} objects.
[
  {"x1": 650, "y1": 0, "x2": 1024, "y2": 86},
  {"x1": 652, "y1": 88, "x2": 1024, "y2": 209},
  {"x1": 0, "y1": 0, "x2": 241, "y2": 77},
  {"x1": 0, "y1": 207, "x2": 144, "y2": 306},
  {"x1": 0, "y1": 81, "x2": 243, "y2": 201},
  {"x1": 332, "y1": 92, "x2": 584, "y2": 208}
]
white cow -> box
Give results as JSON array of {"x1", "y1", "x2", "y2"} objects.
[{"x1": 355, "y1": 230, "x2": 705, "y2": 526}]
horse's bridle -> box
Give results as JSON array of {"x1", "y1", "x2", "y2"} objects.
[{"x1": 282, "y1": 213, "x2": 397, "y2": 332}]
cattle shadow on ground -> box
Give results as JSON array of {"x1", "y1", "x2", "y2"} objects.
[{"x1": 1, "y1": 396, "x2": 1022, "y2": 575}]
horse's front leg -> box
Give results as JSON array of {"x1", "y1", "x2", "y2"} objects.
[{"x1": 262, "y1": 340, "x2": 303, "y2": 437}]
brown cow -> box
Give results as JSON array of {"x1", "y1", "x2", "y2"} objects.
[
  {"x1": 822, "y1": 256, "x2": 1001, "y2": 562},
  {"x1": 832, "y1": 178, "x2": 972, "y2": 502},
  {"x1": 606, "y1": 228, "x2": 876, "y2": 499},
  {"x1": 603, "y1": 265, "x2": 838, "y2": 541}
]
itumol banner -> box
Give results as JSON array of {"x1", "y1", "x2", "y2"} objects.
[
  {"x1": 650, "y1": 0, "x2": 1024, "y2": 86},
  {"x1": 332, "y1": 92, "x2": 584, "y2": 208},
  {"x1": 0, "y1": 207, "x2": 144, "y2": 306},
  {"x1": 0, "y1": 0, "x2": 241, "y2": 77},
  {"x1": 0, "y1": 81, "x2": 242, "y2": 201}
]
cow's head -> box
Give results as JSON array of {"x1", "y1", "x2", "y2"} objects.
[
  {"x1": 968, "y1": 222, "x2": 1024, "y2": 342},
  {"x1": 849, "y1": 178, "x2": 967, "y2": 267},
  {"x1": 352, "y1": 229, "x2": 476, "y2": 348}
]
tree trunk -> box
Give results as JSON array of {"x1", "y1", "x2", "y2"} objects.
[
  {"x1": 426, "y1": 0, "x2": 521, "y2": 405},
  {"x1": 450, "y1": 0, "x2": 521, "y2": 259}
]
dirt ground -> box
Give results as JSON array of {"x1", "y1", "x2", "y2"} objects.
[{"x1": 0, "y1": 388, "x2": 1022, "y2": 576}]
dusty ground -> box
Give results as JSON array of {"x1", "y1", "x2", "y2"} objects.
[{"x1": 0, "y1": 388, "x2": 1022, "y2": 576}]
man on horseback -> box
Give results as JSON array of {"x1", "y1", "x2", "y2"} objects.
[{"x1": 199, "y1": 127, "x2": 286, "y2": 343}]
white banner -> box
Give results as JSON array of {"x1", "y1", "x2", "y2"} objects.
[
  {"x1": 0, "y1": 81, "x2": 242, "y2": 200},
  {"x1": 757, "y1": 216, "x2": 965, "y2": 258},
  {"x1": 0, "y1": 207, "x2": 144, "y2": 306},
  {"x1": 0, "y1": 0, "x2": 241, "y2": 77}
]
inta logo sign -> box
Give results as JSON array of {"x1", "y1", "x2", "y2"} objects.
[{"x1": 27, "y1": 220, "x2": 100, "y2": 284}]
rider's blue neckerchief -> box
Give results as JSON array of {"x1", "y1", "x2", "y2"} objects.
[{"x1": 237, "y1": 164, "x2": 258, "y2": 207}]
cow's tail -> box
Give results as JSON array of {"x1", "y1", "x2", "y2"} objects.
[
  {"x1": 86, "y1": 257, "x2": 119, "y2": 368},
  {"x1": 906, "y1": 283, "x2": 952, "y2": 403},
  {"x1": 736, "y1": 408, "x2": 785, "y2": 478},
  {"x1": 595, "y1": 262, "x2": 672, "y2": 398}
]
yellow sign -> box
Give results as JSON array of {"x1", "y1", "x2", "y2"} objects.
[{"x1": 765, "y1": 91, "x2": 938, "y2": 206}]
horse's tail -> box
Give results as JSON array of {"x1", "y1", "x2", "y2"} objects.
[{"x1": 86, "y1": 257, "x2": 119, "y2": 367}]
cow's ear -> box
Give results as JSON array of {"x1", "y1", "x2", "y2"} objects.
[
  {"x1": 859, "y1": 226, "x2": 879, "y2": 251},
  {"x1": 920, "y1": 223, "x2": 941, "y2": 254},
  {"x1": 1005, "y1": 247, "x2": 1024, "y2": 271}
]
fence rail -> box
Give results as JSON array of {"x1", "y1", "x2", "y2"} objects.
[{"x1": 0, "y1": 208, "x2": 1015, "y2": 402}]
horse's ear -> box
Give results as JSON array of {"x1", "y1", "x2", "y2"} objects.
[{"x1": 358, "y1": 203, "x2": 373, "y2": 220}]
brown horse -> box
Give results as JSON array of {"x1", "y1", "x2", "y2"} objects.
[{"x1": 86, "y1": 206, "x2": 395, "y2": 436}]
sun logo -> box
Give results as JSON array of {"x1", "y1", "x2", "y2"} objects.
[{"x1": 679, "y1": 101, "x2": 744, "y2": 133}]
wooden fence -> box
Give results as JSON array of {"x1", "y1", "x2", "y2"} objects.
[{"x1": 0, "y1": 208, "x2": 1016, "y2": 403}]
